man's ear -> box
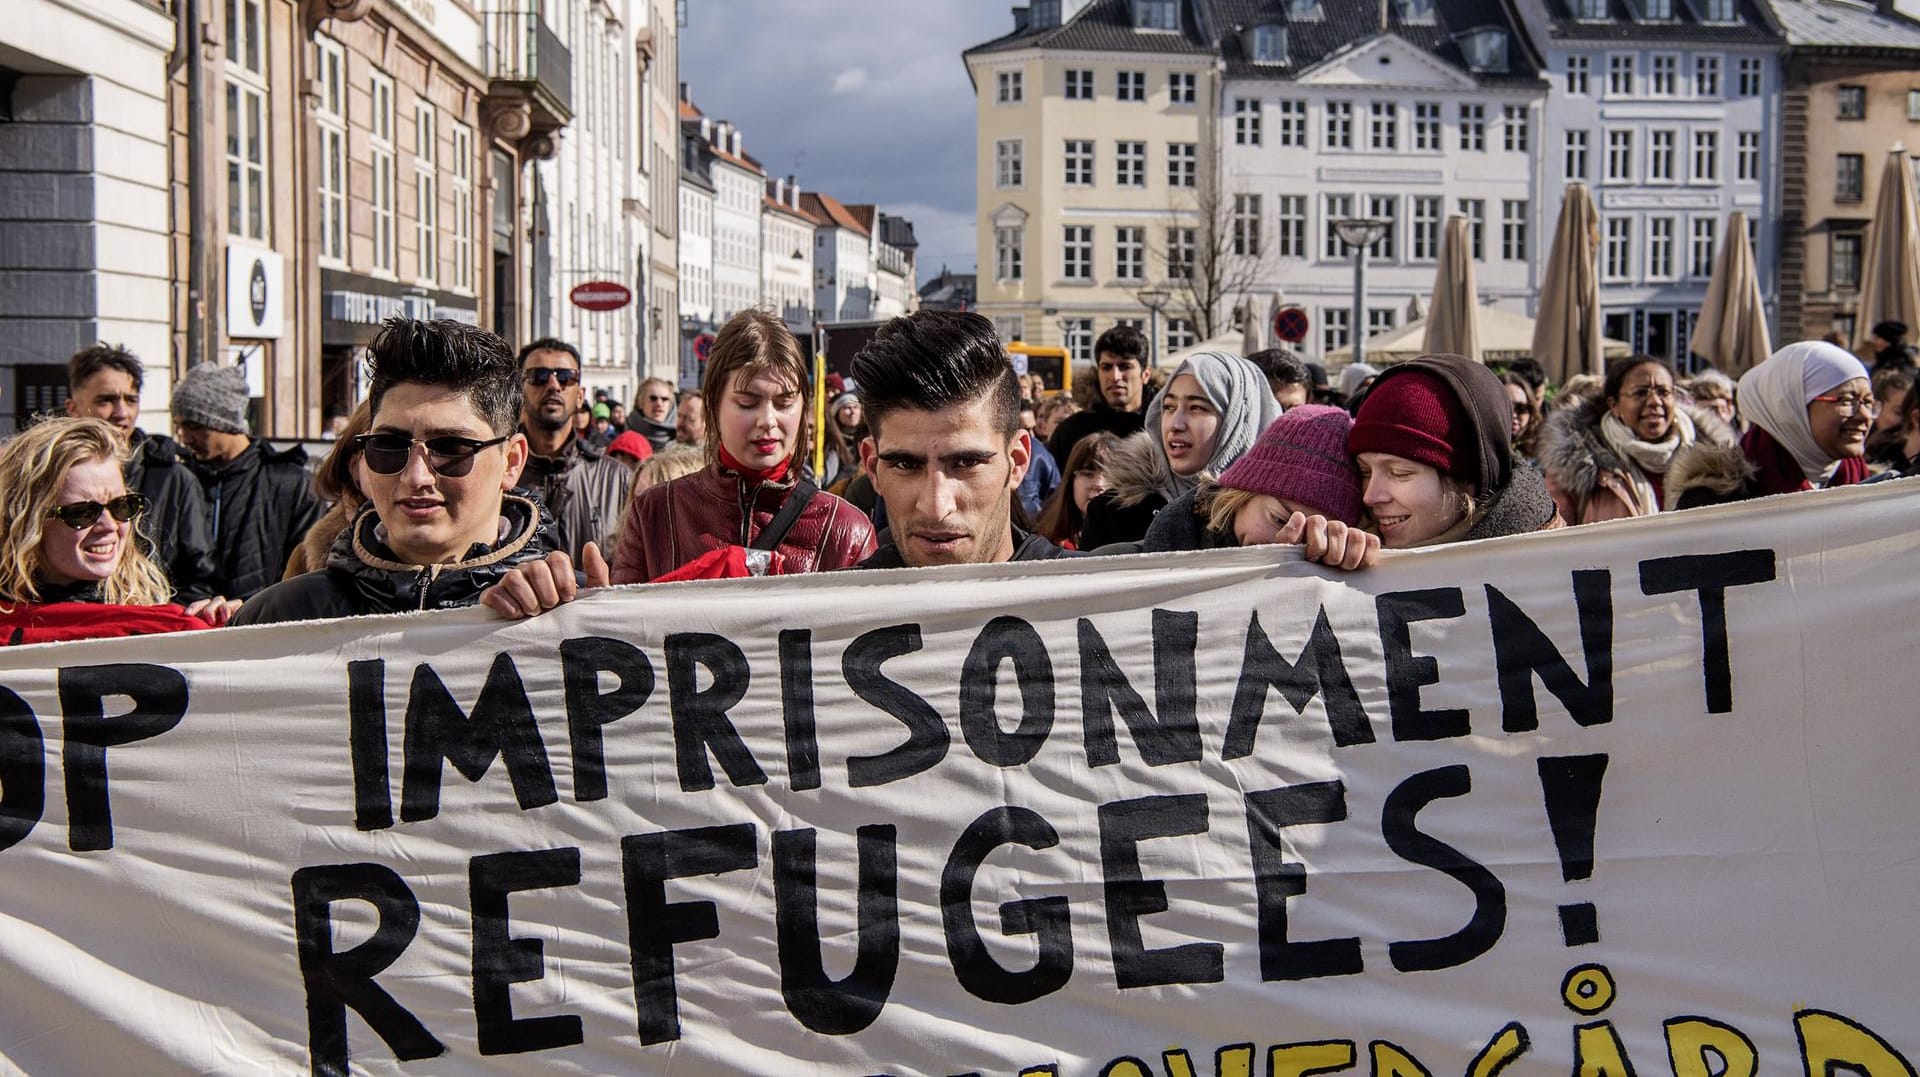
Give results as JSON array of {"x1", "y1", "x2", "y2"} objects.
[
  {"x1": 858, "y1": 433, "x2": 878, "y2": 475},
  {"x1": 500, "y1": 432, "x2": 529, "y2": 489},
  {"x1": 64, "y1": 396, "x2": 80, "y2": 418},
  {"x1": 1007, "y1": 428, "x2": 1032, "y2": 490}
]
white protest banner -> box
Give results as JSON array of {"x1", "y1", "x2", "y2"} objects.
[{"x1": 1, "y1": 482, "x2": 1918, "y2": 1075}]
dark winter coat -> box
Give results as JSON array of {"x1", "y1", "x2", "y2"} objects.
[
  {"x1": 189, "y1": 439, "x2": 326, "y2": 600},
  {"x1": 232, "y1": 493, "x2": 560, "y2": 625},
  {"x1": 1138, "y1": 486, "x2": 1233, "y2": 554},
  {"x1": 1538, "y1": 394, "x2": 1737, "y2": 523},
  {"x1": 625, "y1": 412, "x2": 678, "y2": 452},
  {"x1": 1077, "y1": 430, "x2": 1167, "y2": 549},
  {"x1": 518, "y1": 436, "x2": 630, "y2": 561},
  {"x1": 1046, "y1": 398, "x2": 1147, "y2": 466},
  {"x1": 857, "y1": 527, "x2": 1080, "y2": 569},
  {"x1": 124, "y1": 430, "x2": 218, "y2": 601},
  {"x1": 1457, "y1": 464, "x2": 1565, "y2": 541}
]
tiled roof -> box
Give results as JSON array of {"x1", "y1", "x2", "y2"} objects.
[
  {"x1": 712, "y1": 145, "x2": 764, "y2": 176},
  {"x1": 764, "y1": 194, "x2": 815, "y2": 223},
  {"x1": 678, "y1": 99, "x2": 702, "y2": 122},
  {"x1": 1212, "y1": 0, "x2": 1544, "y2": 83},
  {"x1": 880, "y1": 214, "x2": 919, "y2": 249},
  {"x1": 800, "y1": 191, "x2": 870, "y2": 236},
  {"x1": 845, "y1": 204, "x2": 878, "y2": 233},
  {"x1": 1540, "y1": 0, "x2": 1779, "y2": 43},
  {"x1": 965, "y1": 0, "x2": 1216, "y2": 58},
  {"x1": 1771, "y1": 0, "x2": 1920, "y2": 49}
]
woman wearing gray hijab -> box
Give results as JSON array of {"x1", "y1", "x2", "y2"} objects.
[{"x1": 1080, "y1": 350, "x2": 1281, "y2": 549}]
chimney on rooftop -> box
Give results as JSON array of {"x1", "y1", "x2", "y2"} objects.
[
  {"x1": 699, "y1": 117, "x2": 710, "y2": 140},
  {"x1": 679, "y1": 81, "x2": 688, "y2": 102},
  {"x1": 788, "y1": 175, "x2": 800, "y2": 209},
  {"x1": 731, "y1": 130, "x2": 742, "y2": 156}
]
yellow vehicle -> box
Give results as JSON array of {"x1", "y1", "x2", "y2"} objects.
[{"x1": 1007, "y1": 342, "x2": 1072, "y2": 396}]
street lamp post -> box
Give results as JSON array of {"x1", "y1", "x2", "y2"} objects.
[
  {"x1": 1334, "y1": 218, "x2": 1389, "y2": 367},
  {"x1": 1136, "y1": 286, "x2": 1170, "y2": 368},
  {"x1": 1056, "y1": 317, "x2": 1080, "y2": 370}
]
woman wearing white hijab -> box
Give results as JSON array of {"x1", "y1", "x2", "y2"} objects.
[
  {"x1": 1080, "y1": 350, "x2": 1281, "y2": 548},
  {"x1": 1667, "y1": 341, "x2": 1874, "y2": 507}
]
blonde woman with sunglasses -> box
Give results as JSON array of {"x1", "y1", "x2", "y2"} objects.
[{"x1": 0, "y1": 417, "x2": 237, "y2": 644}]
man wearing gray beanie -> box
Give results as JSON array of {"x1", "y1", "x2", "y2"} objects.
[{"x1": 173, "y1": 363, "x2": 323, "y2": 600}]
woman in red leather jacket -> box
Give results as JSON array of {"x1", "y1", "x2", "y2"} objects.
[{"x1": 610, "y1": 309, "x2": 875, "y2": 582}]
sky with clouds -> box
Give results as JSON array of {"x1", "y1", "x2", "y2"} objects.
[{"x1": 679, "y1": 1, "x2": 1013, "y2": 284}]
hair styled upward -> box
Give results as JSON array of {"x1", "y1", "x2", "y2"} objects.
[
  {"x1": 700, "y1": 308, "x2": 812, "y2": 459},
  {"x1": 366, "y1": 317, "x2": 522, "y2": 435},
  {"x1": 854, "y1": 310, "x2": 1020, "y2": 437},
  {"x1": 0, "y1": 417, "x2": 171, "y2": 608},
  {"x1": 67, "y1": 343, "x2": 145, "y2": 393}
]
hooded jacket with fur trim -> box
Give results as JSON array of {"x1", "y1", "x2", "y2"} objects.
[
  {"x1": 1539, "y1": 393, "x2": 1737, "y2": 524},
  {"x1": 1079, "y1": 430, "x2": 1171, "y2": 549}
]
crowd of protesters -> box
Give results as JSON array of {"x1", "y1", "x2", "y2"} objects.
[{"x1": 1, "y1": 304, "x2": 1910, "y2": 643}]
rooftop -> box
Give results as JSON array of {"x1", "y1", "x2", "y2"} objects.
[
  {"x1": 1770, "y1": 0, "x2": 1920, "y2": 48},
  {"x1": 1212, "y1": 0, "x2": 1544, "y2": 83}
]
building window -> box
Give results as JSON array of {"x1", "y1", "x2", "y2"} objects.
[
  {"x1": 1325, "y1": 100, "x2": 1354, "y2": 149},
  {"x1": 1323, "y1": 193, "x2": 1354, "y2": 259},
  {"x1": 1234, "y1": 98, "x2": 1262, "y2": 146},
  {"x1": 1117, "y1": 70, "x2": 1146, "y2": 102},
  {"x1": 1650, "y1": 54, "x2": 1678, "y2": 95},
  {"x1": 1116, "y1": 140, "x2": 1146, "y2": 187},
  {"x1": 1643, "y1": 0, "x2": 1673, "y2": 17},
  {"x1": 1838, "y1": 85, "x2": 1866, "y2": 120},
  {"x1": 1459, "y1": 104, "x2": 1485, "y2": 151},
  {"x1": 995, "y1": 315, "x2": 1024, "y2": 344},
  {"x1": 451, "y1": 122, "x2": 473, "y2": 292},
  {"x1": 1736, "y1": 131, "x2": 1759, "y2": 181},
  {"x1": 1608, "y1": 54, "x2": 1634, "y2": 96},
  {"x1": 1738, "y1": 57, "x2": 1762, "y2": 96},
  {"x1": 1233, "y1": 194, "x2": 1263, "y2": 256},
  {"x1": 1704, "y1": 0, "x2": 1736, "y2": 20},
  {"x1": 1909, "y1": 89, "x2": 1920, "y2": 122},
  {"x1": 1063, "y1": 317, "x2": 1094, "y2": 363},
  {"x1": 1832, "y1": 232, "x2": 1863, "y2": 291},
  {"x1": 315, "y1": 36, "x2": 346, "y2": 264},
  {"x1": 1063, "y1": 226, "x2": 1093, "y2": 280},
  {"x1": 1649, "y1": 129, "x2": 1677, "y2": 182},
  {"x1": 1502, "y1": 200, "x2": 1528, "y2": 261},
  {"x1": 1369, "y1": 101, "x2": 1397, "y2": 150},
  {"x1": 1411, "y1": 196, "x2": 1441, "y2": 261},
  {"x1": 1166, "y1": 227, "x2": 1196, "y2": 279},
  {"x1": 1064, "y1": 139, "x2": 1093, "y2": 186},
  {"x1": 1604, "y1": 216, "x2": 1632, "y2": 280},
  {"x1": 1565, "y1": 129, "x2": 1590, "y2": 181},
  {"x1": 997, "y1": 70, "x2": 1022, "y2": 103},
  {"x1": 1695, "y1": 55, "x2": 1721, "y2": 97},
  {"x1": 1275, "y1": 99, "x2": 1306, "y2": 147},
  {"x1": 1503, "y1": 105, "x2": 1529, "y2": 152},
  {"x1": 1169, "y1": 72, "x2": 1197, "y2": 104},
  {"x1": 1167, "y1": 141, "x2": 1196, "y2": 187},
  {"x1": 1368, "y1": 308, "x2": 1397, "y2": 336},
  {"x1": 1690, "y1": 216, "x2": 1717, "y2": 278},
  {"x1": 1065, "y1": 69, "x2": 1093, "y2": 100},
  {"x1": 1367, "y1": 194, "x2": 1397, "y2": 259},
  {"x1": 1837, "y1": 153, "x2": 1865, "y2": 202},
  {"x1": 1648, "y1": 216, "x2": 1675, "y2": 278},
  {"x1": 1167, "y1": 318, "x2": 1197, "y2": 351},
  {"x1": 1322, "y1": 307, "x2": 1350, "y2": 354},
  {"x1": 1250, "y1": 24, "x2": 1289, "y2": 64},
  {"x1": 1692, "y1": 129, "x2": 1719, "y2": 182},
  {"x1": 1606, "y1": 128, "x2": 1634, "y2": 183},
  {"x1": 995, "y1": 225, "x2": 1023, "y2": 281},
  {"x1": 1459, "y1": 198, "x2": 1485, "y2": 259},
  {"x1": 370, "y1": 71, "x2": 396, "y2": 274},
  {"x1": 1567, "y1": 55, "x2": 1590, "y2": 95},
  {"x1": 1460, "y1": 29, "x2": 1507, "y2": 72},
  {"x1": 1413, "y1": 102, "x2": 1441, "y2": 150},
  {"x1": 1276, "y1": 195, "x2": 1307, "y2": 258},
  {"x1": 996, "y1": 139, "x2": 1023, "y2": 188},
  {"x1": 223, "y1": 0, "x2": 269, "y2": 243},
  {"x1": 1116, "y1": 226, "x2": 1144, "y2": 281},
  {"x1": 1134, "y1": 0, "x2": 1179, "y2": 30},
  {"x1": 1576, "y1": 0, "x2": 1607, "y2": 18}
]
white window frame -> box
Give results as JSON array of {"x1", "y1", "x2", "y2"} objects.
[
  {"x1": 1737, "y1": 57, "x2": 1762, "y2": 96},
  {"x1": 1325, "y1": 100, "x2": 1354, "y2": 150},
  {"x1": 1647, "y1": 216, "x2": 1676, "y2": 280},
  {"x1": 1733, "y1": 131, "x2": 1757, "y2": 181},
  {"x1": 1695, "y1": 55, "x2": 1721, "y2": 97},
  {"x1": 997, "y1": 70, "x2": 1023, "y2": 104},
  {"x1": 1690, "y1": 216, "x2": 1717, "y2": 279},
  {"x1": 996, "y1": 138, "x2": 1024, "y2": 189},
  {"x1": 1166, "y1": 226, "x2": 1196, "y2": 279},
  {"x1": 1650, "y1": 53, "x2": 1679, "y2": 96},
  {"x1": 1413, "y1": 101, "x2": 1441, "y2": 150},
  {"x1": 1116, "y1": 140, "x2": 1146, "y2": 188},
  {"x1": 1276, "y1": 195, "x2": 1306, "y2": 258},
  {"x1": 1648, "y1": 128, "x2": 1677, "y2": 183},
  {"x1": 1233, "y1": 194, "x2": 1263, "y2": 257},
  {"x1": 1503, "y1": 105, "x2": 1528, "y2": 152},
  {"x1": 1567, "y1": 55, "x2": 1590, "y2": 95},
  {"x1": 1234, "y1": 98, "x2": 1263, "y2": 146},
  {"x1": 224, "y1": 32, "x2": 269, "y2": 242},
  {"x1": 1459, "y1": 198, "x2": 1485, "y2": 260},
  {"x1": 1692, "y1": 129, "x2": 1719, "y2": 183},
  {"x1": 414, "y1": 99, "x2": 438, "y2": 286},
  {"x1": 1064, "y1": 139, "x2": 1093, "y2": 187},
  {"x1": 314, "y1": 35, "x2": 347, "y2": 265},
  {"x1": 1411, "y1": 196, "x2": 1441, "y2": 262},
  {"x1": 1322, "y1": 307, "x2": 1350, "y2": 354},
  {"x1": 1117, "y1": 70, "x2": 1146, "y2": 102},
  {"x1": 1169, "y1": 71, "x2": 1196, "y2": 104},
  {"x1": 1609, "y1": 54, "x2": 1635, "y2": 97},
  {"x1": 1367, "y1": 194, "x2": 1397, "y2": 260},
  {"x1": 1166, "y1": 317, "x2": 1196, "y2": 352},
  {"x1": 1063, "y1": 226, "x2": 1094, "y2": 281},
  {"x1": 1459, "y1": 103, "x2": 1486, "y2": 151},
  {"x1": 995, "y1": 225, "x2": 1023, "y2": 282},
  {"x1": 451, "y1": 122, "x2": 473, "y2": 293},
  {"x1": 1323, "y1": 193, "x2": 1354, "y2": 259},
  {"x1": 1368, "y1": 101, "x2": 1397, "y2": 151},
  {"x1": 1065, "y1": 69, "x2": 1093, "y2": 100},
  {"x1": 1565, "y1": 129, "x2": 1590, "y2": 182},
  {"x1": 1115, "y1": 225, "x2": 1145, "y2": 281},
  {"x1": 1502, "y1": 200, "x2": 1528, "y2": 261},
  {"x1": 1606, "y1": 128, "x2": 1634, "y2": 183},
  {"x1": 370, "y1": 71, "x2": 397, "y2": 275},
  {"x1": 1167, "y1": 141, "x2": 1196, "y2": 188},
  {"x1": 1604, "y1": 216, "x2": 1633, "y2": 281},
  {"x1": 1275, "y1": 99, "x2": 1306, "y2": 147}
]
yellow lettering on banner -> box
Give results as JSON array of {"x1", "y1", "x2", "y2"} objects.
[
  {"x1": 1267, "y1": 1040, "x2": 1357, "y2": 1077},
  {"x1": 1369, "y1": 1041, "x2": 1433, "y2": 1077},
  {"x1": 1574, "y1": 1021, "x2": 1637, "y2": 1077},
  {"x1": 1163, "y1": 1042, "x2": 1254, "y2": 1077},
  {"x1": 1796, "y1": 1010, "x2": 1918, "y2": 1077},
  {"x1": 1101, "y1": 1058, "x2": 1154, "y2": 1077},
  {"x1": 1020, "y1": 1068, "x2": 1062, "y2": 1077},
  {"x1": 1664, "y1": 1017, "x2": 1757, "y2": 1077},
  {"x1": 1468, "y1": 1023, "x2": 1532, "y2": 1077}
]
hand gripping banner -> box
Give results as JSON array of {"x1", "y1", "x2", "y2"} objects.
[{"x1": 2, "y1": 483, "x2": 1918, "y2": 1075}]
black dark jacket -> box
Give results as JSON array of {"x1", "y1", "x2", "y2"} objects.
[
  {"x1": 1046, "y1": 399, "x2": 1147, "y2": 465},
  {"x1": 1460, "y1": 464, "x2": 1562, "y2": 540},
  {"x1": 124, "y1": 431, "x2": 218, "y2": 601},
  {"x1": 189, "y1": 439, "x2": 325, "y2": 600},
  {"x1": 518, "y1": 435, "x2": 630, "y2": 561},
  {"x1": 625, "y1": 412, "x2": 678, "y2": 452},
  {"x1": 1138, "y1": 487, "x2": 1234, "y2": 553},
  {"x1": 858, "y1": 527, "x2": 1080, "y2": 569},
  {"x1": 232, "y1": 493, "x2": 560, "y2": 624}
]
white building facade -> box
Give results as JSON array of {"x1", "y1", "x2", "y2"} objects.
[
  {"x1": 676, "y1": 145, "x2": 714, "y2": 387},
  {"x1": 762, "y1": 179, "x2": 815, "y2": 337},
  {"x1": 803, "y1": 191, "x2": 874, "y2": 323},
  {"x1": 707, "y1": 125, "x2": 765, "y2": 326}
]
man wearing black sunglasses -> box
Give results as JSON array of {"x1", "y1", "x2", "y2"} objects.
[
  {"x1": 234, "y1": 317, "x2": 570, "y2": 625},
  {"x1": 515, "y1": 337, "x2": 630, "y2": 562}
]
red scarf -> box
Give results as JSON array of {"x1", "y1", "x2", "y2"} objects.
[{"x1": 718, "y1": 443, "x2": 793, "y2": 484}]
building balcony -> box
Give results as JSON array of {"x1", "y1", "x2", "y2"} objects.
[{"x1": 480, "y1": 0, "x2": 571, "y2": 156}]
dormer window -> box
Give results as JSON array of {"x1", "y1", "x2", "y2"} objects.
[
  {"x1": 1133, "y1": 0, "x2": 1178, "y2": 30},
  {"x1": 1031, "y1": 0, "x2": 1062, "y2": 27},
  {"x1": 1248, "y1": 24, "x2": 1288, "y2": 64},
  {"x1": 1636, "y1": 0, "x2": 1673, "y2": 20},
  {"x1": 1575, "y1": 0, "x2": 1609, "y2": 20},
  {"x1": 1460, "y1": 29, "x2": 1508, "y2": 73},
  {"x1": 1396, "y1": 0, "x2": 1436, "y2": 24},
  {"x1": 1702, "y1": 0, "x2": 1737, "y2": 21},
  {"x1": 1285, "y1": 0, "x2": 1323, "y2": 21}
]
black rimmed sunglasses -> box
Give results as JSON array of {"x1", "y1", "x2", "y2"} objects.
[
  {"x1": 48, "y1": 493, "x2": 149, "y2": 530},
  {"x1": 523, "y1": 367, "x2": 581, "y2": 387},
  {"x1": 352, "y1": 433, "x2": 510, "y2": 477}
]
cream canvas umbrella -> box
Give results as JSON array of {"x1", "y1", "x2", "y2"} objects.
[
  {"x1": 1405, "y1": 294, "x2": 1427, "y2": 323},
  {"x1": 1423, "y1": 215, "x2": 1482, "y2": 361},
  {"x1": 1329, "y1": 306, "x2": 1631, "y2": 365},
  {"x1": 1240, "y1": 294, "x2": 1268, "y2": 355},
  {"x1": 1852, "y1": 148, "x2": 1920, "y2": 355},
  {"x1": 1532, "y1": 183, "x2": 1604, "y2": 385},
  {"x1": 1690, "y1": 211, "x2": 1771, "y2": 375}
]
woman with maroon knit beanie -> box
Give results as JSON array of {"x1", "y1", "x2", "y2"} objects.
[{"x1": 1347, "y1": 354, "x2": 1565, "y2": 548}]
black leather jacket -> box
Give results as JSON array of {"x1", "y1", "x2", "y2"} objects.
[{"x1": 188, "y1": 439, "x2": 325, "y2": 600}]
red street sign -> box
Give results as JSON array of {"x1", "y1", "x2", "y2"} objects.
[
  {"x1": 1273, "y1": 304, "x2": 1310, "y2": 344},
  {"x1": 694, "y1": 332, "x2": 716, "y2": 362},
  {"x1": 570, "y1": 281, "x2": 633, "y2": 311}
]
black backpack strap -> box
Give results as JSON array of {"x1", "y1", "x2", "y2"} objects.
[{"x1": 751, "y1": 480, "x2": 818, "y2": 551}]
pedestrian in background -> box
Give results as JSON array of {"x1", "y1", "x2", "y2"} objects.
[
  {"x1": 1047, "y1": 324, "x2": 1151, "y2": 464},
  {"x1": 1540, "y1": 357, "x2": 1736, "y2": 524},
  {"x1": 627, "y1": 376, "x2": 680, "y2": 451},
  {"x1": 516, "y1": 338, "x2": 629, "y2": 561}
]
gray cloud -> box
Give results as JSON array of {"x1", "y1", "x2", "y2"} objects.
[{"x1": 679, "y1": 1, "x2": 1010, "y2": 282}]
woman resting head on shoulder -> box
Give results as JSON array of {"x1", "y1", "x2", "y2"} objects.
[
  {"x1": 1348, "y1": 354, "x2": 1564, "y2": 549},
  {"x1": 0, "y1": 416, "x2": 233, "y2": 644}
]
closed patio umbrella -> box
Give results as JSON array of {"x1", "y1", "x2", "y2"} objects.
[
  {"x1": 1532, "y1": 183, "x2": 1604, "y2": 385},
  {"x1": 1423, "y1": 215, "x2": 1481, "y2": 361},
  {"x1": 1852, "y1": 148, "x2": 1920, "y2": 356},
  {"x1": 1691, "y1": 210, "x2": 1771, "y2": 376}
]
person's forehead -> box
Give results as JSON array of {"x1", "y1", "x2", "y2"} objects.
[
  {"x1": 58, "y1": 457, "x2": 126, "y2": 497},
  {"x1": 76, "y1": 369, "x2": 137, "y2": 396},
  {"x1": 522, "y1": 348, "x2": 578, "y2": 371},
  {"x1": 371, "y1": 382, "x2": 493, "y2": 433},
  {"x1": 874, "y1": 398, "x2": 1005, "y2": 451},
  {"x1": 730, "y1": 369, "x2": 798, "y2": 395},
  {"x1": 1097, "y1": 353, "x2": 1139, "y2": 368}
]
